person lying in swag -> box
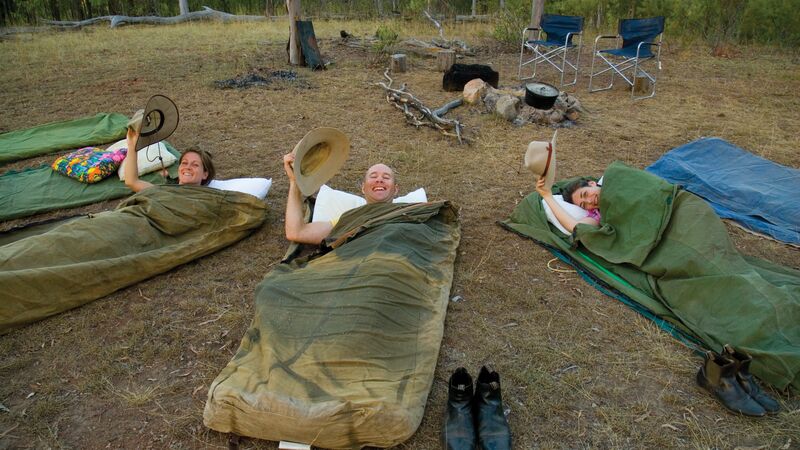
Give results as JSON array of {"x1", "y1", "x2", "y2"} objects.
[{"x1": 282, "y1": 151, "x2": 399, "y2": 245}]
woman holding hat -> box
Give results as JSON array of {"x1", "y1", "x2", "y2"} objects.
[
  {"x1": 527, "y1": 130, "x2": 601, "y2": 233},
  {"x1": 536, "y1": 177, "x2": 601, "y2": 233},
  {"x1": 121, "y1": 94, "x2": 216, "y2": 193},
  {"x1": 123, "y1": 127, "x2": 216, "y2": 193}
]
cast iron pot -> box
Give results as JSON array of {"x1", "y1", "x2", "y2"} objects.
[{"x1": 524, "y1": 82, "x2": 559, "y2": 109}]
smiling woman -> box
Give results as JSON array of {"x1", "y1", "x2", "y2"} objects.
[{"x1": 123, "y1": 128, "x2": 216, "y2": 192}]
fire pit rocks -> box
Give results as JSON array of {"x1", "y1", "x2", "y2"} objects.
[{"x1": 462, "y1": 79, "x2": 583, "y2": 126}]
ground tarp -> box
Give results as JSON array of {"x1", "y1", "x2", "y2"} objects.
[
  {"x1": 0, "y1": 113, "x2": 128, "y2": 164},
  {"x1": 204, "y1": 201, "x2": 461, "y2": 448},
  {"x1": 0, "y1": 185, "x2": 267, "y2": 334},
  {"x1": 503, "y1": 162, "x2": 800, "y2": 390},
  {"x1": 0, "y1": 143, "x2": 180, "y2": 221},
  {"x1": 646, "y1": 137, "x2": 800, "y2": 246}
]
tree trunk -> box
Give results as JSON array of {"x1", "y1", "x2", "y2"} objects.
[
  {"x1": 179, "y1": 0, "x2": 189, "y2": 15},
  {"x1": 375, "y1": 0, "x2": 383, "y2": 17},
  {"x1": 471, "y1": 0, "x2": 476, "y2": 16},
  {"x1": 437, "y1": 49, "x2": 455, "y2": 72},
  {"x1": 49, "y1": 0, "x2": 61, "y2": 21},
  {"x1": 390, "y1": 53, "x2": 407, "y2": 73},
  {"x1": 530, "y1": 0, "x2": 544, "y2": 28},
  {"x1": 286, "y1": 0, "x2": 302, "y2": 65}
]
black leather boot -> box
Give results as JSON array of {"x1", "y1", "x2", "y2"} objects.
[
  {"x1": 474, "y1": 366, "x2": 512, "y2": 450},
  {"x1": 443, "y1": 367, "x2": 477, "y2": 450},
  {"x1": 723, "y1": 344, "x2": 781, "y2": 414},
  {"x1": 697, "y1": 351, "x2": 765, "y2": 417}
]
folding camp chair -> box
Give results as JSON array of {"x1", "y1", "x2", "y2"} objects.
[
  {"x1": 519, "y1": 14, "x2": 584, "y2": 87},
  {"x1": 588, "y1": 16, "x2": 665, "y2": 100}
]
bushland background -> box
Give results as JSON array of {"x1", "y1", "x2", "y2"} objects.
[{"x1": 1, "y1": 0, "x2": 799, "y2": 448}]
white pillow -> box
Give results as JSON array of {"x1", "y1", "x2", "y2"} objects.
[
  {"x1": 395, "y1": 187, "x2": 428, "y2": 203},
  {"x1": 111, "y1": 139, "x2": 178, "y2": 181},
  {"x1": 542, "y1": 194, "x2": 589, "y2": 235},
  {"x1": 208, "y1": 178, "x2": 272, "y2": 200},
  {"x1": 311, "y1": 185, "x2": 428, "y2": 223}
]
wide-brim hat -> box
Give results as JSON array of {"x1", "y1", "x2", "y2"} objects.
[
  {"x1": 130, "y1": 94, "x2": 179, "y2": 152},
  {"x1": 524, "y1": 129, "x2": 558, "y2": 190},
  {"x1": 292, "y1": 127, "x2": 350, "y2": 196}
]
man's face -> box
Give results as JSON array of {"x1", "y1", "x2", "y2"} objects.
[
  {"x1": 570, "y1": 181, "x2": 601, "y2": 210},
  {"x1": 362, "y1": 164, "x2": 398, "y2": 204}
]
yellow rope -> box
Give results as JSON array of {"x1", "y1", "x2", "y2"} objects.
[{"x1": 546, "y1": 257, "x2": 576, "y2": 273}]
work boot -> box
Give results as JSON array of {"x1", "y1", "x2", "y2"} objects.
[
  {"x1": 723, "y1": 344, "x2": 781, "y2": 414},
  {"x1": 443, "y1": 367, "x2": 477, "y2": 450},
  {"x1": 474, "y1": 366, "x2": 512, "y2": 450},
  {"x1": 696, "y1": 351, "x2": 766, "y2": 417}
]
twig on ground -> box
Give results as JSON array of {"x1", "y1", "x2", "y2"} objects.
[
  {"x1": 0, "y1": 423, "x2": 19, "y2": 439},
  {"x1": 198, "y1": 308, "x2": 231, "y2": 326},
  {"x1": 376, "y1": 69, "x2": 467, "y2": 144}
]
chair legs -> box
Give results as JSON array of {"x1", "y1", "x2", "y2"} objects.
[
  {"x1": 589, "y1": 52, "x2": 659, "y2": 100},
  {"x1": 519, "y1": 44, "x2": 581, "y2": 88}
]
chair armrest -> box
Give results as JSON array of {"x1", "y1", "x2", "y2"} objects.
[
  {"x1": 635, "y1": 40, "x2": 662, "y2": 57},
  {"x1": 593, "y1": 34, "x2": 619, "y2": 52},
  {"x1": 593, "y1": 34, "x2": 618, "y2": 44},
  {"x1": 565, "y1": 31, "x2": 582, "y2": 44},
  {"x1": 522, "y1": 26, "x2": 542, "y2": 41}
]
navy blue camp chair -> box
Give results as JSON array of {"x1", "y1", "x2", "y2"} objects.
[
  {"x1": 589, "y1": 16, "x2": 665, "y2": 100},
  {"x1": 519, "y1": 14, "x2": 584, "y2": 87}
]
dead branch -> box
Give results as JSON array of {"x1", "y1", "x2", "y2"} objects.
[
  {"x1": 337, "y1": 34, "x2": 473, "y2": 58},
  {"x1": 423, "y1": 10, "x2": 446, "y2": 41},
  {"x1": 44, "y1": 6, "x2": 271, "y2": 29},
  {"x1": 376, "y1": 69, "x2": 467, "y2": 144},
  {"x1": 433, "y1": 98, "x2": 464, "y2": 117}
]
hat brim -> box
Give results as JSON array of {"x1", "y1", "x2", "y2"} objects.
[
  {"x1": 134, "y1": 95, "x2": 179, "y2": 152},
  {"x1": 293, "y1": 127, "x2": 350, "y2": 196},
  {"x1": 524, "y1": 130, "x2": 557, "y2": 190}
]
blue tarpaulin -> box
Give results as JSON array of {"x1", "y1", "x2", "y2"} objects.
[{"x1": 646, "y1": 137, "x2": 800, "y2": 245}]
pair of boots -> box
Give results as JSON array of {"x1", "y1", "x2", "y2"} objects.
[
  {"x1": 443, "y1": 366, "x2": 512, "y2": 450},
  {"x1": 696, "y1": 344, "x2": 781, "y2": 417}
]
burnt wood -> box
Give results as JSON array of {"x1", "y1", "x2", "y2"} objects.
[{"x1": 442, "y1": 64, "x2": 499, "y2": 92}]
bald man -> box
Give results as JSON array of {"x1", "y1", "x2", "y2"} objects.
[{"x1": 283, "y1": 152, "x2": 400, "y2": 245}]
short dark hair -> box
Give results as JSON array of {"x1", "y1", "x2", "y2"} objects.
[
  {"x1": 561, "y1": 179, "x2": 591, "y2": 205},
  {"x1": 180, "y1": 148, "x2": 215, "y2": 185}
]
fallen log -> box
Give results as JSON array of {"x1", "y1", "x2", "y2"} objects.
[
  {"x1": 376, "y1": 69, "x2": 468, "y2": 144},
  {"x1": 44, "y1": 6, "x2": 275, "y2": 29}
]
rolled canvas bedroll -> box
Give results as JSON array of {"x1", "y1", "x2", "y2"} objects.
[
  {"x1": 502, "y1": 162, "x2": 800, "y2": 390},
  {"x1": 0, "y1": 185, "x2": 267, "y2": 334},
  {"x1": 0, "y1": 112, "x2": 128, "y2": 164},
  {"x1": 204, "y1": 201, "x2": 461, "y2": 448},
  {"x1": 0, "y1": 112, "x2": 183, "y2": 221}
]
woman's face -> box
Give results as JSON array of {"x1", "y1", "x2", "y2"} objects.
[
  {"x1": 178, "y1": 152, "x2": 208, "y2": 185},
  {"x1": 571, "y1": 181, "x2": 601, "y2": 210}
]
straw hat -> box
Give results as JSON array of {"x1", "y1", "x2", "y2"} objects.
[
  {"x1": 524, "y1": 130, "x2": 558, "y2": 190},
  {"x1": 292, "y1": 127, "x2": 350, "y2": 196},
  {"x1": 129, "y1": 94, "x2": 179, "y2": 152}
]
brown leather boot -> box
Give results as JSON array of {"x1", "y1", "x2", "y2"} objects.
[
  {"x1": 723, "y1": 344, "x2": 781, "y2": 414},
  {"x1": 697, "y1": 351, "x2": 765, "y2": 417}
]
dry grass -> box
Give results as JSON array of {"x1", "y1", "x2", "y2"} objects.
[{"x1": 1, "y1": 18, "x2": 799, "y2": 449}]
